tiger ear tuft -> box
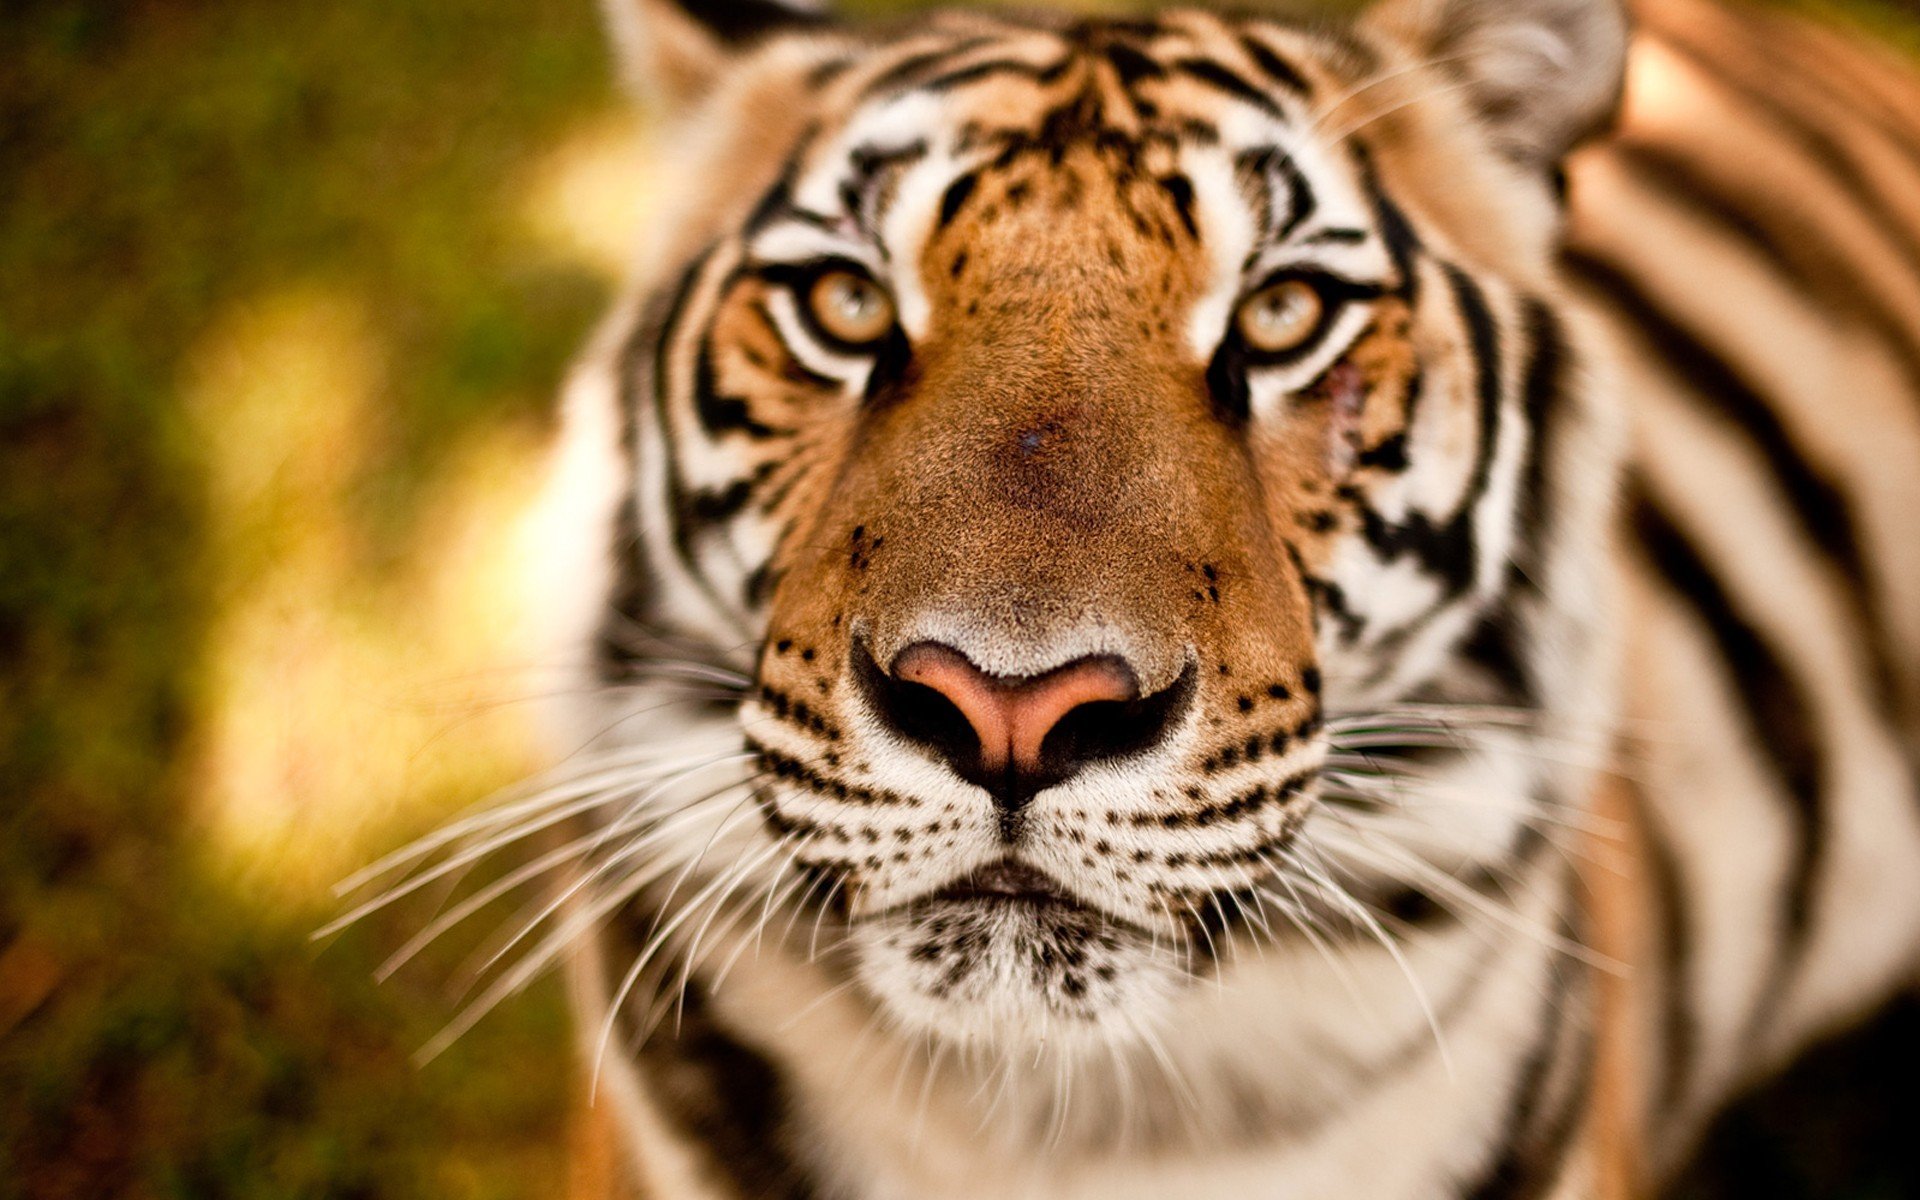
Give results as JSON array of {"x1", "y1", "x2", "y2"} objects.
[
  {"x1": 1363, "y1": 0, "x2": 1629, "y2": 167},
  {"x1": 602, "y1": 0, "x2": 832, "y2": 108}
]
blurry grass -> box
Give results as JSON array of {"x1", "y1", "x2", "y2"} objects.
[
  {"x1": 1, "y1": 0, "x2": 621, "y2": 1193},
  {"x1": 1, "y1": 0, "x2": 1917, "y2": 1197}
]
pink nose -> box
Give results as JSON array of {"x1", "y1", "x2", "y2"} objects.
[{"x1": 891, "y1": 644, "x2": 1139, "y2": 776}]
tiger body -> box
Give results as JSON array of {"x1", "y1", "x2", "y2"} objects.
[{"x1": 513, "y1": 0, "x2": 1920, "y2": 1195}]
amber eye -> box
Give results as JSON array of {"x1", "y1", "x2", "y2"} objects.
[
  {"x1": 807, "y1": 268, "x2": 896, "y2": 348},
  {"x1": 1236, "y1": 278, "x2": 1326, "y2": 355}
]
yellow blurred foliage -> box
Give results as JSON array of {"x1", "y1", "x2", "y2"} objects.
[{"x1": 183, "y1": 288, "x2": 551, "y2": 900}]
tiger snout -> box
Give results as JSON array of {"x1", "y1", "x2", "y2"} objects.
[{"x1": 852, "y1": 636, "x2": 1199, "y2": 823}]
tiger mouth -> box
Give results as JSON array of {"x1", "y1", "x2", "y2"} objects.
[
  {"x1": 929, "y1": 859, "x2": 1074, "y2": 908},
  {"x1": 914, "y1": 859, "x2": 1177, "y2": 945}
]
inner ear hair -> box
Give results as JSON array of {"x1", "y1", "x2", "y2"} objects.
[
  {"x1": 602, "y1": 0, "x2": 831, "y2": 108},
  {"x1": 1362, "y1": 0, "x2": 1630, "y2": 168}
]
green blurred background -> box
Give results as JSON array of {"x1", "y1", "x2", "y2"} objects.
[{"x1": 2, "y1": 0, "x2": 1917, "y2": 1196}]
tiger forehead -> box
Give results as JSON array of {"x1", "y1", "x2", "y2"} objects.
[
  {"x1": 827, "y1": 9, "x2": 1339, "y2": 121},
  {"x1": 778, "y1": 9, "x2": 1343, "y2": 218},
  {"x1": 758, "y1": 15, "x2": 1367, "y2": 338},
  {"x1": 818, "y1": 12, "x2": 1334, "y2": 160}
]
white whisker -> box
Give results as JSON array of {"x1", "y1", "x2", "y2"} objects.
[{"x1": 590, "y1": 838, "x2": 784, "y2": 1093}]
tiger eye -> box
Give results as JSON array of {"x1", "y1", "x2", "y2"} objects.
[
  {"x1": 808, "y1": 269, "x2": 896, "y2": 348},
  {"x1": 1237, "y1": 279, "x2": 1326, "y2": 355}
]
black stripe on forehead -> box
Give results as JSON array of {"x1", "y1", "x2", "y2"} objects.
[
  {"x1": 858, "y1": 36, "x2": 998, "y2": 99},
  {"x1": 1101, "y1": 40, "x2": 1169, "y2": 86},
  {"x1": 1237, "y1": 32, "x2": 1313, "y2": 96},
  {"x1": 851, "y1": 13, "x2": 1320, "y2": 117},
  {"x1": 1168, "y1": 58, "x2": 1291, "y2": 121},
  {"x1": 922, "y1": 55, "x2": 1078, "y2": 94}
]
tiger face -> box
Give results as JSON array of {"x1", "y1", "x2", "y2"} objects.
[{"x1": 587, "y1": 0, "x2": 1625, "y2": 1060}]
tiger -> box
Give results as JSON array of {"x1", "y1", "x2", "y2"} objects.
[{"x1": 483, "y1": 0, "x2": 1920, "y2": 1194}]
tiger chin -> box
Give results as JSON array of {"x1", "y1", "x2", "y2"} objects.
[{"x1": 463, "y1": 0, "x2": 1920, "y2": 1195}]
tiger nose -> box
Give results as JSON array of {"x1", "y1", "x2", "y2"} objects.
[
  {"x1": 854, "y1": 640, "x2": 1194, "y2": 811},
  {"x1": 895, "y1": 642, "x2": 1139, "y2": 776}
]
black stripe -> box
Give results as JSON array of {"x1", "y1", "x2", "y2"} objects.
[
  {"x1": 1235, "y1": 146, "x2": 1316, "y2": 248},
  {"x1": 1631, "y1": 488, "x2": 1827, "y2": 1015},
  {"x1": 1100, "y1": 41, "x2": 1167, "y2": 87},
  {"x1": 1567, "y1": 253, "x2": 1869, "y2": 592},
  {"x1": 618, "y1": 244, "x2": 708, "y2": 572},
  {"x1": 1459, "y1": 602, "x2": 1534, "y2": 710},
  {"x1": 1286, "y1": 538, "x2": 1367, "y2": 644},
  {"x1": 1305, "y1": 227, "x2": 1369, "y2": 246},
  {"x1": 1513, "y1": 298, "x2": 1568, "y2": 585},
  {"x1": 1605, "y1": 141, "x2": 1920, "y2": 723},
  {"x1": 743, "y1": 560, "x2": 779, "y2": 612},
  {"x1": 1170, "y1": 57, "x2": 1288, "y2": 119},
  {"x1": 1603, "y1": 139, "x2": 1920, "y2": 722},
  {"x1": 922, "y1": 55, "x2": 1075, "y2": 94},
  {"x1": 753, "y1": 455, "x2": 813, "y2": 519},
  {"x1": 938, "y1": 171, "x2": 980, "y2": 229},
  {"x1": 1612, "y1": 143, "x2": 1804, "y2": 289},
  {"x1": 667, "y1": 0, "x2": 825, "y2": 47},
  {"x1": 1272, "y1": 148, "x2": 1316, "y2": 241},
  {"x1": 859, "y1": 37, "x2": 998, "y2": 98},
  {"x1": 1238, "y1": 32, "x2": 1312, "y2": 96},
  {"x1": 847, "y1": 138, "x2": 931, "y2": 235},
  {"x1": 806, "y1": 57, "x2": 853, "y2": 89},
  {"x1": 1447, "y1": 264, "x2": 1507, "y2": 521},
  {"x1": 1159, "y1": 173, "x2": 1199, "y2": 238},
  {"x1": 602, "y1": 263, "x2": 750, "y2": 680},
  {"x1": 1638, "y1": 792, "x2": 1698, "y2": 1113},
  {"x1": 742, "y1": 131, "x2": 821, "y2": 237},
  {"x1": 1352, "y1": 142, "x2": 1422, "y2": 300}
]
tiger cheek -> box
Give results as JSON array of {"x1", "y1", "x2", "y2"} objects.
[{"x1": 1254, "y1": 303, "x2": 1420, "y2": 559}]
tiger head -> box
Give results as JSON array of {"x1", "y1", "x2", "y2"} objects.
[{"x1": 557, "y1": 0, "x2": 1627, "y2": 1060}]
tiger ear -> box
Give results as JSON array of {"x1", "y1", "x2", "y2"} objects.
[
  {"x1": 602, "y1": 0, "x2": 832, "y2": 108},
  {"x1": 1361, "y1": 0, "x2": 1629, "y2": 167}
]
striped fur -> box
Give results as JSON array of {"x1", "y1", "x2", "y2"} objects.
[{"x1": 501, "y1": 0, "x2": 1920, "y2": 1195}]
